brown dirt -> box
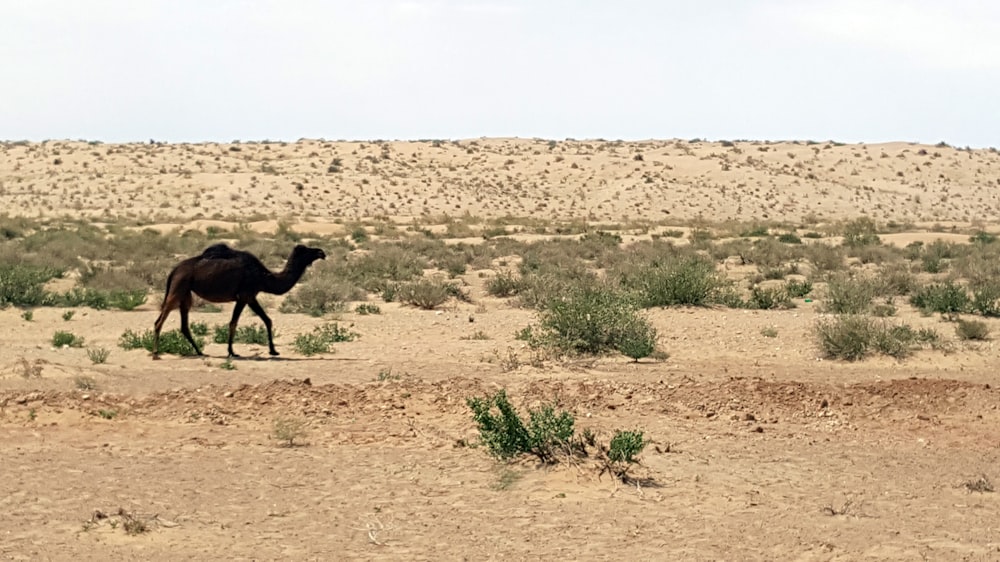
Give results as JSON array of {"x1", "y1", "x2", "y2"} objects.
[{"x1": 3, "y1": 139, "x2": 1000, "y2": 560}]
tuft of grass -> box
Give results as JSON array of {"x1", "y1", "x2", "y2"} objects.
[
  {"x1": 62, "y1": 310, "x2": 75, "y2": 321},
  {"x1": 909, "y1": 282, "x2": 970, "y2": 316},
  {"x1": 74, "y1": 376, "x2": 97, "y2": 390},
  {"x1": 823, "y1": 274, "x2": 880, "y2": 314},
  {"x1": 814, "y1": 315, "x2": 936, "y2": 360},
  {"x1": 52, "y1": 330, "x2": 84, "y2": 348},
  {"x1": 955, "y1": 319, "x2": 990, "y2": 341},
  {"x1": 355, "y1": 303, "x2": 381, "y2": 315},
  {"x1": 761, "y1": 326, "x2": 778, "y2": 338},
  {"x1": 398, "y1": 277, "x2": 456, "y2": 310},
  {"x1": 485, "y1": 270, "x2": 525, "y2": 298},
  {"x1": 87, "y1": 347, "x2": 110, "y2": 364},
  {"x1": 212, "y1": 324, "x2": 269, "y2": 345},
  {"x1": 21, "y1": 309, "x2": 33, "y2": 321},
  {"x1": 292, "y1": 322, "x2": 358, "y2": 356},
  {"x1": 118, "y1": 328, "x2": 204, "y2": 356},
  {"x1": 272, "y1": 416, "x2": 308, "y2": 447}
]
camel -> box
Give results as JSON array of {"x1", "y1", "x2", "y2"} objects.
[{"x1": 153, "y1": 243, "x2": 326, "y2": 359}]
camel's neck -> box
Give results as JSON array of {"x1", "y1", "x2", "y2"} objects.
[{"x1": 262, "y1": 256, "x2": 311, "y2": 295}]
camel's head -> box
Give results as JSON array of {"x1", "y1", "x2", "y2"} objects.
[{"x1": 292, "y1": 245, "x2": 326, "y2": 265}]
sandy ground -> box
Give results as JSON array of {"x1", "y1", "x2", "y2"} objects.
[{"x1": 3, "y1": 139, "x2": 1000, "y2": 560}]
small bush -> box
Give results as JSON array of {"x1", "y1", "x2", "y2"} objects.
[
  {"x1": 615, "y1": 316, "x2": 659, "y2": 361},
  {"x1": 355, "y1": 303, "x2": 381, "y2": 315},
  {"x1": 777, "y1": 233, "x2": 802, "y2": 244},
  {"x1": 842, "y1": 217, "x2": 880, "y2": 247},
  {"x1": 748, "y1": 285, "x2": 793, "y2": 310},
  {"x1": 467, "y1": 390, "x2": 575, "y2": 463},
  {"x1": 87, "y1": 347, "x2": 110, "y2": 364},
  {"x1": 970, "y1": 231, "x2": 998, "y2": 245},
  {"x1": 486, "y1": 270, "x2": 524, "y2": 298},
  {"x1": 909, "y1": 282, "x2": 970, "y2": 315},
  {"x1": 815, "y1": 315, "x2": 931, "y2": 360},
  {"x1": 292, "y1": 322, "x2": 358, "y2": 356},
  {"x1": 601, "y1": 430, "x2": 647, "y2": 481},
  {"x1": 823, "y1": 274, "x2": 879, "y2": 314},
  {"x1": 622, "y1": 256, "x2": 725, "y2": 307},
  {"x1": 279, "y1": 279, "x2": 357, "y2": 316},
  {"x1": 212, "y1": 324, "x2": 269, "y2": 345},
  {"x1": 955, "y1": 319, "x2": 990, "y2": 341},
  {"x1": 21, "y1": 309, "x2": 33, "y2": 321},
  {"x1": 785, "y1": 279, "x2": 813, "y2": 298},
  {"x1": 0, "y1": 264, "x2": 59, "y2": 307},
  {"x1": 52, "y1": 331, "x2": 84, "y2": 348},
  {"x1": 536, "y1": 285, "x2": 649, "y2": 355},
  {"x1": 272, "y1": 416, "x2": 308, "y2": 446},
  {"x1": 119, "y1": 328, "x2": 204, "y2": 356},
  {"x1": 971, "y1": 282, "x2": 1000, "y2": 317},
  {"x1": 398, "y1": 278, "x2": 453, "y2": 310}
]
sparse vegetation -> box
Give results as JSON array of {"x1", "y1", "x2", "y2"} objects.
[{"x1": 52, "y1": 330, "x2": 84, "y2": 348}]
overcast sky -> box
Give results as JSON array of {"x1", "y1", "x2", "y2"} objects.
[{"x1": 2, "y1": 0, "x2": 998, "y2": 146}]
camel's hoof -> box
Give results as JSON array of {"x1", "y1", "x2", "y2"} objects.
[
  {"x1": 269, "y1": 350, "x2": 280, "y2": 356},
  {"x1": 152, "y1": 354, "x2": 161, "y2": 361},
  {"x1": 228, "y1": 353, "x2": 241, "y2": 359}
]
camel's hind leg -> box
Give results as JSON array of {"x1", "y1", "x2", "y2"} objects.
[
  {"x1": 226, "y1": 301, "x2": 247, "y2": 358},
  {"x1": 248, "y1": 297, "x2": 278, "y2": 356},
  {"x1": 153, "y1": 295, "x2": 179, "y2": 360},
  {"x1": 177, "y1": 296, "x2": 204, "y2": 356}
]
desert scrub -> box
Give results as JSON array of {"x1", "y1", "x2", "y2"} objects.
[
  {"x1": 398, "y1": 277, "x2": 456, "y2": 310},
  {"x1": 747, "y1": 285, "x2": 794, "y2": 310},
  {"x1": 0, "y1": 264, "x2": 60, "y2": 307},
  {"x1": 971, "y1": 281, "x2": 1000, "y2": 317},
  {"x1": 909, "y1": 281, "x2": 970, "y2": 315},
  {"x1": 600, "y1": 430, "x2": 647, "y2": 481},
  {"x1": 466, "y1": 389, "x2": 575, "y2": 463},
  {"x1": 814, "y1": 315, "x2": 937, "y2": 360},
  {"x1": 292, "y1": 322, "x2": 358, "y2": 356},
  {"x1": 485, "y1": 270, "x2": 525, "y2": 298},
  {"x1": 272, "y1": 416, "x2": 308, "y2": 446},
  {"x1": 279, "y1": 262, "x2": 363, "y2": 316},
  {"x1": 619, "y1": 256, "x2": 726, "y2": 308},
  {"x1": 533, "y1": 284, "x2": 653, "y2": 356},
  {"x1": 955, "y1": 318, "x2": 990, "y2": 341},
  {"x1": 841, "y1": 217, "x2": 881, "y2": 247},
  {"x1": 52, "y1": 331, "x2": 84, "y2": 348},
  {"x1": 87, "y1": 347, "x2": 110, "y2": 364},
  {"x1": 354, "y1": 303, "x2": 381, "y2": 315},
  {"x1": 212, "y1": 323, "x2": 269, "y2": 345},
  {"x1": 822, "y1": 273, "x2": 880, "y2": 314},
  {"x1": 119, "y1": 328, "x2": 205, "y2": 356}
]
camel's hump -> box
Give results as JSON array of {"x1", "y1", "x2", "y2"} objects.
[{"x1": 201, "y1": 243, "x2": 239, "y2": 259}]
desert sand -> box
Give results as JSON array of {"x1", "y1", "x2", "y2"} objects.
[{"x1": 2, "y1": 138, "x2": 1000, "y2": 560}]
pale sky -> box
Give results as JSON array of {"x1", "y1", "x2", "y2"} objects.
[{"x1": 2, "y1": 0, "x2": 999, "y2": 146}]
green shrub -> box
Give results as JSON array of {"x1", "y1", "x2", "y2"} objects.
[
  {"x1": 608, "y1": 430, "x2": 645, "y2": 463},
  {"x1": 971, "y1": 282, "x2": 1000, "y2": 317},
  {"x1": 622, "y1": 256, "x2": 725, "y2": 307},
  {"x1": 87, "y1": 347, "x2": 110, "y2": 364},
  {"x1": 52, "y1": 331, "x2": 84, "y2": 348},
  {"x1": 909, "y1": 282, "x2": 970, "y2": 315},
  {"x1": 212, "y1": 324, "x2": 269, "y2": 345},
  {"x1": 823, "y1": 274, "x2": 879, "y2": 314},
  {"x1": 279, "y1": 277, "x2": 359, "y2": 316},
  {"x1": 292, "y1": 322, "x2": 358, "y2": 356},
  {"x1": 486, "y1": 270, "x2": 524, "y2": 297},
  {"x1": 399, "y1": 278, "x2": 453, "y2": 310},
  {"x1": 955, "y1": 319, "x2": 990, "y2": 341},
  {"x1": 970, "y1": 231, "x2": 998, "y2": 245},
  {"x1": 785, "y1": 279, "x2": 813, "y2": 298},
  {"x1": 536, "y1": 285, "x2": 648, "y2": 355},
  {"x1": 355, "y1": 303, "x2": 381, "y2": 315},
  {"x1": 777, "y1": 233, "x2": 802, "y2": 244},
  {"x1": 814, "y1": 315, "x2": 932, "y2": 360},
  {"x1": 118, "y1": 328, "x2": 204, "y2": 356},
  {"x1": 0, "y1": 264, "x2": 59, "y2": 307},
  {"x1": 842, "y1": 217, "x2": 880, "y2": 247},
  {"x1": 467, "y1": 390, "x2": 575, "y2": 463},
  {"x1": 748, "y1": 285, "x2": 793, "y2": 310},
  {"x1": 815, "y1": 315, "x2": 874, "y2": 360},
  {"x1": 615, "y1": 316, "x2": 659, "y2": 361}
]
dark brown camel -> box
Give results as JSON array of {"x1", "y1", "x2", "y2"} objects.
[{"x1": 153, "y1": 243, "x2": 326, "y2": 359}]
